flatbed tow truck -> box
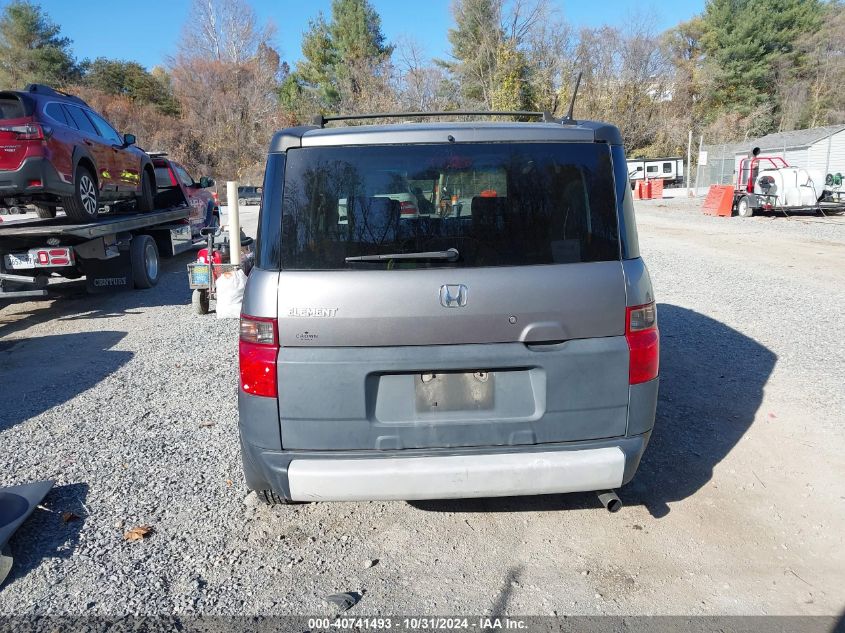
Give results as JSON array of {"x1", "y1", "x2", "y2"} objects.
[{"x1": 0, "y1": 205, "x2": 202, "y2": 300}]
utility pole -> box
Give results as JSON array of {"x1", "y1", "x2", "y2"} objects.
[
  {"x1": 687, "y1": 130, "x2": 693, "y2": 197},
  {"x1": 694, "y1": 135, "x2": 703, "y2": 195}
]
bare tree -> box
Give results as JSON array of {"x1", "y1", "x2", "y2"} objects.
[
  {"x1": 395, "y1": 36, "x2": 455, "y2": 111},
  {"x1": 170, "y1": 0, "x2": 284, "y2": 180}
]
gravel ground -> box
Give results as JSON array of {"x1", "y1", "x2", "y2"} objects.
[{"x1": 0, "y1": 201, "x2": 844, "y2": 616}]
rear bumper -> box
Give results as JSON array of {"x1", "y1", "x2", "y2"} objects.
[
  {"x1": 239, "y1": 432, "x2": 651, "y2": 502},
  {"x1": 0, "y1": 157, "x2": 72, "y2": 200}
]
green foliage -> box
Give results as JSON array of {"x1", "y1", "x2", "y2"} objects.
[
  {"x1": 490, "y1": 41, "x2": 532, "y2": 111},
  {"x1": 330, "y1": 0, "x2": 391, "y2": 62},
  {"x1": 298, "y1": 13, "x2": 340, "y2": 107},
  {"x1": 294, "y1": 0, "x2": 390, "y2": 111},
  {"x1": 441, "y1": 0, "x2": 503, "y2": 106},
  {"x1": 0, "y1": 0, "x2": 78, "y2": 89},
  {"x1": 700, "y1": 0, "x2": 824, "y2": 132},
  {"x1": 83, "y1": 58, "x2": 180, "y2": 116}
]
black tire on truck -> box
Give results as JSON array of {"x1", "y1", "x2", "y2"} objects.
[
  {"x1": 137, "y1": 169, "x2": 155, "y2": 212},
  {"x1": 62, "y1": 165, "x2": 99, "y2": 222},
  {"x1": 35, "y1": 205, "x2": 56, "y2": 218},
  {"x1": 130, "y1": 234, "x2": 160, "y2": 288}
]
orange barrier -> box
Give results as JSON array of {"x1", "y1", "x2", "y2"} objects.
[
  {"x1": 702, "y1": 185, "x2": 735, "y2": 217},
  {"x1": 650, "y1": 179, "x2": 664, "y2": 199},
  {"x1": 634, "y1": 180, "x2": 651, "y2": 200},
  {"x1": 633, "y1": 179, "x2": 664, "y2": 200}
]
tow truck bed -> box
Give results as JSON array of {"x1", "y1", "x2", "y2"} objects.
[
  {"x1": 0, "y1": 207, "x2": 189, "y2": 240},
  {"x1": 0, "y1": 206, "x2": 199, "y2": 299}
]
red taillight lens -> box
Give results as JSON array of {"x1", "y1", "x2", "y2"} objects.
[
  {"x1": 626, "y1": 302, "x2": 659, "y2": 385},
  {"x1": 0, "y1": 124, "x2": 47, "y2": 140},
  {"x1": 239, "y1": 315, "x2": 278, "y2": 397}
]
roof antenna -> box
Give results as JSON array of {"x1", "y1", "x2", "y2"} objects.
[{"x1": 562, "y1": 71, "x2": 582, "y2": 124}]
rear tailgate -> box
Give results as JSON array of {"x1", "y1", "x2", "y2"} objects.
[
  {"x1": 0, "y1": 92, "x2": 34, "y2": 171},
  {"x1": 276, "y1": 264, "x2": 628, "y2": 450},
  {"x1": 273, "y1": 141, "x2": 628, "y2": 451}
]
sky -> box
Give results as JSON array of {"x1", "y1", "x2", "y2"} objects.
[{"x1": 34, "y1": 0, "x2": 705, "y2": 70}]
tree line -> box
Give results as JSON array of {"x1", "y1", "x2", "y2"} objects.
[{"x1": 0, "y1": 0, "x2": 842, "y2": 182}]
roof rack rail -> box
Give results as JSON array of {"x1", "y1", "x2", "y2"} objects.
[
  {"x1": 147, "y1": 151, "x2": 169, "y2": 158},
  {"x1": 311, "y1": 110, "x2": 561, "y2": 128},
  {"x1": 24, "y1": 83, "x2": 90, "y2": 107}
]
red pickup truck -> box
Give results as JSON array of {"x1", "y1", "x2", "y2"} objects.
[{"x1": 150, "y1": 153, "x2": 218, "y2": 237}]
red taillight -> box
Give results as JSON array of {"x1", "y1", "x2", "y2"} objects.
[
  {"x1": 400, "y1": 201, "x2": 417, "y2": 216},
  {"x1": 239, "y1": 315, "x2": 278, "y2": 398},
  {"x1": 0, "y1": 124, "x2": 48, "y2": 140},
  {"x1": 27, "y1": 179, "x2": 43, "y2": 188},
  {"x1": 626, "y1": 302, "x2": 659, "y2": 385}
]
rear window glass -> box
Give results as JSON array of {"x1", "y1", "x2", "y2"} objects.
[
  {"x1": 0, "y1": 97, "x2": 25, "y2": 119},
  {"x1": 280, "y1": 142, "x2": 619, "y2": 270}
]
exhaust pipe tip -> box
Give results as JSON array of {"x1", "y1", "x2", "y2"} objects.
[{"x1": 597, "y1": 490, "x2": 622, "y2": 513}]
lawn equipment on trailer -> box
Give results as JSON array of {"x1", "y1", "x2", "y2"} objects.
[
  {"x1": 733, "y1": 147, "x2": 845, "y2": 217},
  {"x1": 187, "y1": 226, "x2": 254, "y2": 314}
]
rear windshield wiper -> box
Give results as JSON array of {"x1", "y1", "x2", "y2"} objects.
[{"x1": 345, "y1": 248, "x2": 459, "y2": 263}]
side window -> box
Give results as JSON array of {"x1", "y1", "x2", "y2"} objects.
[
  {"x1": 65, "y1": 105, "x2": 98, "y2": 136},
  {"x1": 663, "y1": 162, "x2": 673, "y2": 174},
  {"x1": 60, "y1": 105, "x2": 78, "y2": 129},
  {"x1": 646, "y1": 165, "x2": 658, "y2": 174},
  {"x1": 174, "y1": 164, "x2": 194, "y2": 187},
  {"x1": 44, "y1": 102, "x2": 69, "y2": 125},
  {"x1": 85, "y1": 110, "x2": 123, "y2": 145}
]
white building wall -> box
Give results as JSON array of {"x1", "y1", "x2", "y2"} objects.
[
  {"x1": 784, "y1": 148, "x2": 809, "y2": 168},
  {"x1": 822, "y1": 129, "x2": 845, "y2": 177}
]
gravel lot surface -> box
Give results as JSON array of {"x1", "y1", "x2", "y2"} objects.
[{"x1": 1, "y1": 201, "x2": 843, "y2": 616}]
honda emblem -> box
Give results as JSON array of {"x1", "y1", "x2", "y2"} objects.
[{"x1": 439, "y1": 284, "x2": 468, "y2": 308}]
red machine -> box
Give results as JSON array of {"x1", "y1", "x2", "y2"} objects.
[{"x1": 736, "y1": 152, "x2": 789, "y2": 193}]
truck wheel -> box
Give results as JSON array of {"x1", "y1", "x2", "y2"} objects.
[
  {"x1": 62, "y1": 166, "x2": 99, "y2": 222},
  {"x1": 736, "y1": 196, "x2": 753, "y2": 218},
  {"x1": 130, "y1": 234, "x2": 160, "y2": 289},
  {"x1": 35, "y1": 205, "x2": 56, "y2": 219},
  {"x1": 192, "y1": 289, "x2": 209, "y2": 314},
  {"x1": 238, "y1": 198, "x2": 246, "y2": 207},
  {"x1": 137, "y1": 170, "x2": 155, "y2": 212}
]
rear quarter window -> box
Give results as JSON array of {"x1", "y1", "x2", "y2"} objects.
[
  {"x1": 279, "y1": 142, "x2": 619, "y2": 270},
  {"x1": 44, "y1": 102, "x2": 70, "y2": 125}
]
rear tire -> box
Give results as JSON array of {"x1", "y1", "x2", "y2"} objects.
[
  {"x1": 192, "y1": 289, "x2": 210, "y2": 314},
  {"x1": 62, "y1": 166, "x2": 99, "y2": 222},
  {"x1": 256, "y1": 489, "x2": 289, "y2": 506},
  {"x1": 137, "y1": 169, "x2": 155, "y2": 212},
  {"x1": 130, "y1": 234, "x2": 160, "y2": 289},
  {"x1": 35, "y1": 205, "x2": 56, "y2": 219}
]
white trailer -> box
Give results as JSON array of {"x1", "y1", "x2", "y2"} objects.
[{"x1": 627, "y1": 157, "x2": 685, "y2": 186}]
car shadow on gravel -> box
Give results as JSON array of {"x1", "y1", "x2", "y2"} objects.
[
  {"x1": 0, "y1": 251, "x2": 197, "y2": 340},
  {"x1": 1, "y1": 482, "x2": 89, "y2": 588},
  {"x1": 625, "y1": 303, "x2": 776, "y2": 518},
  {"x1": 0, "y1": 331, "x2": 132, "y2": 432},
  {"x1": 411, "y1": 304, "x2": 776, "y2": 520}
]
